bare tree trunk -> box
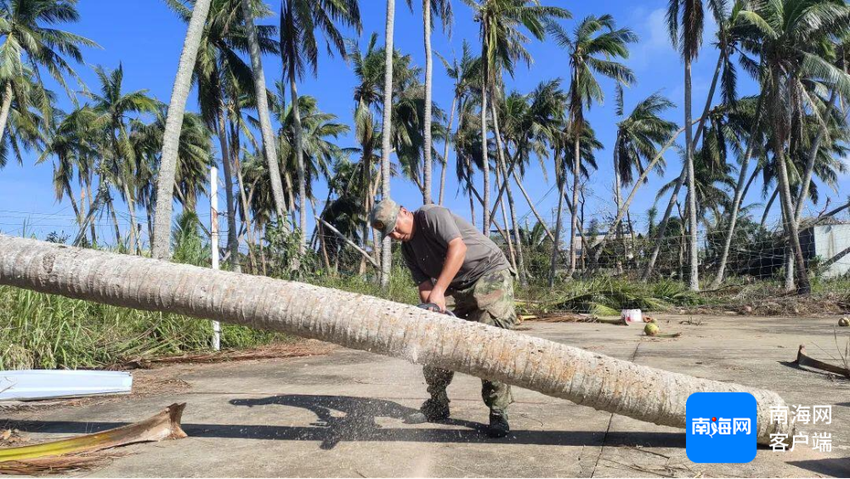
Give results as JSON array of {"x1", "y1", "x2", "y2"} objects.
[
  {"x1": 760, "y1": 187, "x2": 779, "y2": 228},
  {"x1": 684, "y1": 58, "x2": 699, "y2": 291},
  {"x1": 495, "y1": 168, "x2": 516, "y2": 271},
  {"x1": 0, "y1": 234, "x2": 791, "y2": 445},
  {"x1": 289, "y1": 69, "x2": 307, "y2": 257},
  {"x1": 215, "y1": 108, "x2": 240, "y2": 272},
  {"x1": 439, "y1": 96, "x2": 457, "y2": 206},
  {"x1": 422, "y1": 0, "x2": 433, "y2": 205},
  {"x1": 549, "y1": 171, "x2": 565, "y2": 287},
  {"x1": 511, "y1": 168, "x2": 555, "y2": 242},
  {"x1": 480, "y1": 77, "x2": 490, "y2": 235},
  {"x1": 774, "y1": 136, "x2": 811, "y2": 294},
  {"x1": 122, "y1": 183, "x2": 141, "y2": 255},
  {"x1": 240, "y1": 0, "x2": 287, "y2": 224},
  {"x1": 379, "y1": 0, "x2": 396, "y2": 287},
  {"x1": 231, "y1": 120, "x2": 257, "y2": 272},
  {"x1": 152, "y1": 0, "x2": 213, "y2": 260},
  {"x1": 489, "y1": 101, "x2": 523, "y2": 281},
  {"x1": 569, "y1": 134, "x2": 580, "y2": 276}
]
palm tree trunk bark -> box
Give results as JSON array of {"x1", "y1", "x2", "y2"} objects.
[
  {"x1": 85, "y1": 175, "x2": 97, "y2": 245},
  {"x1": 230, "y1": 120, "x2": 257, "y2": 272},
  {"x1": 710, "y1": 95, "x2": 765, "y2": 288},
  {"x1": 549, "y1": 173, "x2": 566, "y2": 287},
  {"x1": 684, "y1": 58, "x2": 699, "y2": 291},
  {"x1": 379, "y1": 0, "x2": 396, "y2": 288},
  {"x1": 216, "y1": 108, "x2": 240, "y2": 273},
  {"x1": 760, "y1": 187, "x2": 778, "y2": 227},
  {"x1": 438, "y1": 96, "x2": 457, "y2": 206},
  {"x1": 240, "y1": 0, "x2": 287, "y2": 225},
  {"x1": 480, "y1": 78, "x2": 490, "y2": 235},
  {"x1": 422, "y1": 0, "x2": 433, "y2": 205},
  {"x1": 489, "y1": 101, "x2": 523, "y2": 281},
  {"x1": 289, "y1": 68, "x2": 307, "y2": 257},
  {"x1": 511, "y1": 168, "x2": 555, "y2": 242},
  {"x1": 569, "y1": 134, "x2": 581, "y2": 276},
  {"x1": 0, "y1": 234, "x2": 791, "y2": 445},
  {"x1": 151, "y1": 0, "x2": 213, "y2": 261},
  {"x1": 494, "y1": 168, "x2": 516, "y2": 270},
  {"x1": 0, "y1": 83, "x2": 13, "y2": 145},
  {"x1": 774, "y1": 137, "x2": 811, "y2": 294},
  {"x1": 122, "y1": 184, "x2": 141, "y2": 255}
]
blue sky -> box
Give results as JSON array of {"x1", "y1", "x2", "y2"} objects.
[{"x1": 1, "y1": 0, "x2": 848, "y2": 242}]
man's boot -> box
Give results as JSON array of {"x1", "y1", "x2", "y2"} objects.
[
  {"x1": 487, "y1": 410, "x2": 510, "y2": 438},
  {"x1": 405, "y1": 398, "x2": 450, "y2": 424}
]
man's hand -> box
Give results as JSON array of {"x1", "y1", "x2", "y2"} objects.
[
  {"x1": 429, "y1": 237, "x2": 467, "y2": 313},
  {"x1": 427, "y1": 288, "x2": 447, "y2": 313}
]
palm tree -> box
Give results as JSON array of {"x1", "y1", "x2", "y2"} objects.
[
  {"x1": 464, "y1": 0, "x2": 571, "y2": 234},
  {"x1": 168, "y1": 0, "x2": 279, "y2": 271},
  {"x1": 436, "y1": 41, "x2": 478, "y2": 206},
  {"x1": 0, "y1": 234, "x2": 794, "y2": 446},
  {"x1": 0, "y1": 0, "x2": 97, "y2": 143},
  {"x1": 380, "y1": 0, "x2": 396, "y2": 287},
  {"x1": 420, "y1": 0, "x2": 452, "y2": 204},
  {"x1": 240, "y1": 0, "x2": 287, "y2": 225},
  {"x1": 0, "y1": 66, "x2": 49, "y2": 171},
  {"x1": 152, "y1": 0, "x2": 213, "y2": 261},
  {"x1": 548, "y1": 14, "x2": 636, "y2": 276},
  {"x1": 667, "y1": 0, "x2": 729, "y2": 291},
  {"x1": 279, "y1": 0, "x2": 361, "y2": 255},
  {"x1": 737, "y1": 0, "x2": 850, "y2": 293},
  {"x1": 85, "y1": 64, "x2": 161, "y2": 254}
]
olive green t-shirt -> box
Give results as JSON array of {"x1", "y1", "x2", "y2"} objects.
[{"x1": 401, "y1": 205, "x2": 511, "y2": 290}]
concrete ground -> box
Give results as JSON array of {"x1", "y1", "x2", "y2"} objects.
[{"x1": 4, "y1": 314, "x2": 850, "y2": 477}]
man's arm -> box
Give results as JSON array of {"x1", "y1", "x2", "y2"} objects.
[
  {"x1": 418, "y1": 280, "x2": 434, "y2": 303},
  {"x1": 427, "y1": 237, "x2": 467, "y2": 312}
]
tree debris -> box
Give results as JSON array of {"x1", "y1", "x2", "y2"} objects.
[
  {"x1": 0, "y1": 403, "x2": 187, "y2": 474},
  {"x1": 794, "y1": 345, "x2": 850, "y2": 378}
]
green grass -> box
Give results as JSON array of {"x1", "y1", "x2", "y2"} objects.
[{"x1": 0, "y1": 286, "x2": 286, "y2": 370}]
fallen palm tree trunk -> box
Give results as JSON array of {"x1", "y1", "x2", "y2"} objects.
[
  {"x1": 0, "y1": 235, "x2": 790, "y2": 443},
  {"x1": 0, "y1": 403, "x2": 186, "y2": 468}
]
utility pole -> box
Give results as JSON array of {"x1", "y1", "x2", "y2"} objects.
[{"x1": 210, "y1": 166, "x2": 221, "y2": 351}]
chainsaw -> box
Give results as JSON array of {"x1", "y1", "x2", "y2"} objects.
[{"x1": 417, "y1": 303, "x2": 456, "y2": 317}]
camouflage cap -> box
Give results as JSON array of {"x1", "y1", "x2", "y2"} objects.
[{"x1": 370, "y1": 198, "x2": 400, "y2": 238}]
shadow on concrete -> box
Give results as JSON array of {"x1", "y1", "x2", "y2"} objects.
[
  {"x1": 10, "y1": 395, "x2": 685, "y2": 450},
  {"x1": 788, "y1": 458, "x2": 850, "y2": 477}
]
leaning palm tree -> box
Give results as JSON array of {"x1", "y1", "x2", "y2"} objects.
[
  {"x1": 152, "y1": 0, "x2": 213, "y2": 261},
  {"x1": 279, "y1": 0, "x2": 361, "y2": 254},
  {"x1": 737, "y1": 0, "x2": 850, "y2": 294},
  {"x1": 0, "y1": 0, "x2": 97, "y2": 143},
  {"x1": 464, "y1": 0, "x2": 571, "y2": 234},
  {"x1": 667, "y1": 0, "x2": 729, "y2": 291},
  {"x1": 240, "y1": 0, "x2": 287, "y2": 224},
  {"x1": 84, "y1": 64, "x2": 161, "y2": 254},
  {"x1": 420, "y1": 0, "x2": 452, "y2": 204},
  {"x1": 548, "y1": 14, "x2": 636, "y2": 276},
  {"x1": 0, "y1": 234, "x2": 793, "y2": 445},
  {"x1": 436, "y1": 41, "x2": 478, "y2": 206}
]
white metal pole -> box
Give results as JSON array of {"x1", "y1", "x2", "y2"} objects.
[{"x1": 210, "y1": 166, "x2": 221, "y2": 351}]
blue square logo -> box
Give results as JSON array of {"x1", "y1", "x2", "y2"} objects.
[{"x1": 686, "y1": 392, "x2": 757, "y2": 463}]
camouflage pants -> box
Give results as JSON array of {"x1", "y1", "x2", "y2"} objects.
[{"x1": 422, "y1": 268, "x2": 516, "y2": 415}]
